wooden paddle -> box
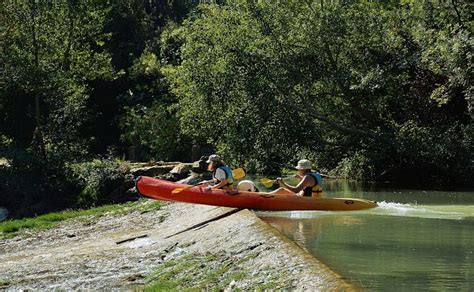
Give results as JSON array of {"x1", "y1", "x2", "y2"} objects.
[{"x1": 171, "y1": 168, "x2": 246, "y2": 194}]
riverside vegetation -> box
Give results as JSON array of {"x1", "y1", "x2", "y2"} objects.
[
  {"x1": 0, "y1": 1, "x2": 472, "y2": 218},
  {"x1": 0, "y1": 200, "x2": 162, "y2": 239}
]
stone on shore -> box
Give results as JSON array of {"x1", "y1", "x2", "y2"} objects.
[{"x1": 130, "y1": 165, "x2": 176, "y2": 177}]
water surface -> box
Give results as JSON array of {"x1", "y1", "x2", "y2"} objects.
[{"x1": 257, "y1": 180, "x2": 474, "y2": 290}]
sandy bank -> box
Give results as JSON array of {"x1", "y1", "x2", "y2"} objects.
[{"x1": 0, "y1": 201, "x2": 353, "y2": 290}]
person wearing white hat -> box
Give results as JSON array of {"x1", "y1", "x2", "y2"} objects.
[
  {"x1": 203, "y1": 154, "x2": 234, "y2": 191},
  {"x1": 272, "y1": 159, "x2": 323, "y2": 197}
]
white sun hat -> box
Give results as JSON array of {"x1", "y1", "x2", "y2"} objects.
[
  {"x1": 206, "y1": 154, "x2": 222, "y2": 163},
  {"x1": 295, "y1": 159, "x2": 312, "y2": 170}
]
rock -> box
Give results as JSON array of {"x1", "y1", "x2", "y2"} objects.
[
  {"x1": 125, "y1": 274, "x2": 145, "y2": 282},
  {"x1": 158, "y1": 172, "x2": 178, "y2": 182},
  {"x1": 192, "y1": 156, "x2": 209, "y2": 174},
  {"x1": 170, "y1": 163, "x2": 192, "y2": 175},
  {"x1": 169, "y1": 163, "x2": 193, "y2": 180},
  {"x1": 224, "y1": 280, "x2": 237, "y2": 292},
  {"x1": 177, "y1": 173, "x2": 212, "y2": 185},
  {"x1": 130, "y1": 165, "x2": 175, "y2": 177},
  {"x1": 177, "y1": 176, "x2": 197, "y2": 185},
  {"x1": 159, "y1": 161, "x2": 184, "y2": 166}
]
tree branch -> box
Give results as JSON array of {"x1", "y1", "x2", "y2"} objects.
[
  {"x1": 451, "y1": 0, "x2": 465, "y2": 30},
  {"x1": 62, "y1": 0, "x2": 75, "y2": 71},
  {"x1": 249, "y1": 1, "x2": 378, "y2": 139}
]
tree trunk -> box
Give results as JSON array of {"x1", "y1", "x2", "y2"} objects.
[{"x1": 29, "y1": 2, "x2": 45, "y2": 155}]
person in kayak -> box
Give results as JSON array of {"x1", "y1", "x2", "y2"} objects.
[
  {"x1": 272, "y1": 159, "x2": 323, "y2": 197},
  {"x1": 203, "y1": 154, "x2": 234, "y2": 191}
]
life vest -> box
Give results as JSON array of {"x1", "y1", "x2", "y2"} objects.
[
  {"x1": 213, "y1": 165, "x2": 234, "y2": 186},
  {"x1": 302, "y1": 172, "x2": 323, "y2": 197}
]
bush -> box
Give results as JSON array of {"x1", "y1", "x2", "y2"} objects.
[
  {"x1": 0, "y1": 147, "x2": 81, "y2": 218},
  {"x1": 69, "y1": 158, "x2": 130, "y2": 208},
  {"x1": 333, "y1": 151, "x2": 375, "y2": 181},
  {"x1": 393, "y1": 121, "x2": 473, "y2": 185}
]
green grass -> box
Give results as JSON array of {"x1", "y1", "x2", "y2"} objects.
[
  {"x1": 0, "y1": 199, "x2": 161, "y2": 238},
  {"x1": 0, "y1": 278, "x2": 11, "y2": 287},
  {"x1": 144, "y1": 251, "x2": 281, "y2": 291},
  {"x1": 145, "y1": 253, "x2": 231, "y2": 291}
]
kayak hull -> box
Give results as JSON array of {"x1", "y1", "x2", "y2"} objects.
[{"x1": 136, "y1": 176, "x2": 377, "y2": 211}]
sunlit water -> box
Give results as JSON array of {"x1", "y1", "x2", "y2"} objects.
[{"x1": 256, "y1": 179, "x2": 474, "y2": 290}]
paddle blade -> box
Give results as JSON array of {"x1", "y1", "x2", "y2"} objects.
[
  {"x1": 171, "y1": 187, "x2": 185, "y2": 194},
  {"x1": 232, "y1": 168, "x2": 246, "y2": 179},
  {"x1": 260, "y1": 178, "x2": 275, "y2": 188},
  {"x1": 171, "y1": 185, "x2": 194, "y2": 194}
]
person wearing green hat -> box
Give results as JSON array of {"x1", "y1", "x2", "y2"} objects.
[{"x1": 272, "y1": 159, "x2": 323, "y2": 197}]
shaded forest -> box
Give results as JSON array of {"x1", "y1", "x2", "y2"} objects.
[{"x1": 0, "y1": 0, "x2": 472, "y2": 216}]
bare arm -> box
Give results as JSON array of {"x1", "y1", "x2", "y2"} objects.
[
  {"x1": 201, "y1": 179, "x2": 216, "y2": 185},
  {"x1": 209, "y1": 179, "x2": 228, "y2": 190},
  {"x1": 278, "y1": 175, "x2": 315, "y2": 193},
  {"x1": 204, "y1": 177, "x2": 229, "y2": 191}
]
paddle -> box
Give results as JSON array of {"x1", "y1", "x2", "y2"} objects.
[
  {"x1": 260, "y1": 178, "x2": 277, "y2": 188},
  {"x1": 231, "y1": 168, "x2": 245, "y2": 179},
  {"x1": 171, "y1": 168, "x2": 246, "y2": 194},
  {"x1": 260, "y1": 174, "x2": 299, "y2": 188}
]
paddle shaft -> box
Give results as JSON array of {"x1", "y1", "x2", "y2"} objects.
[{"x1": 260, "y1": 174, "x2": 299, "y2": 187}]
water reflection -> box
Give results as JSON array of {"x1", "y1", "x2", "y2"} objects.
[
  {"x1": 256, "y1": 179, "x2": 474, "y2": 291},
  {"x1": 264, "y1": 215, "x2": 365, "y2": 251},
  {"x1": 262, "y1": 214, "x2": 474, "y2": 290}
]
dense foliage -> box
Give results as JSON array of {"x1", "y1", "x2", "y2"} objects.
[
  {"x1": 0, "y1": 1, "x2": 195, "y2": 217},
  {"x1": 165, "y1": 1, "x2": 473, "y2": 184},
  {"x1": 0, "y1": 1, "x2": 472, "y2": 217}
]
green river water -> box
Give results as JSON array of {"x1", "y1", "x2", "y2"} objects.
[{"x1": 256, "y1": 180, "x2": 474, "y2": 291}]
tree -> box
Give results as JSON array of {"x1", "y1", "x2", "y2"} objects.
[
  {"x1": 164, "y1": 0, "x2": 472, "y2": 184},
  {"x1": 0, "y1": 1, "x2": 116, "y2": 159},
  {"x1": 0, "y1": 1, "x2": 117, "y2": 216}
]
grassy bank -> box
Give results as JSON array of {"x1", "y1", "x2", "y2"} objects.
[
  {"x1": 145, "y1": 250, "x2": 285, "y2": 290},
  {"x1": 0, "y1": 278, "x2": 11, "y2": 287},
  {"x1": 0, "y1": 199, "x2": 161, "y2": 238}
]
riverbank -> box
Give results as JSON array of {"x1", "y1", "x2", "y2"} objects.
[{"x1": 0, "y1": 200, "x2": 353, "y2": 290}]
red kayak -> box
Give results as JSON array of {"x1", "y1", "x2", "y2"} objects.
[{"x1": 136, "y1": 176, "x2": 377, "y2": 211}]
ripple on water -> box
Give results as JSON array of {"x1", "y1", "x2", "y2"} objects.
[
  {"x1": 369, "y1": 201, "x2": 474, "y2": 220},
  {"x1": 257, "y1": 202, "x2": 474, "y2": 221}
]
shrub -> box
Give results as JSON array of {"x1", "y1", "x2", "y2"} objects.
[
  {"x1": 333, "y1": 151, "x2": 375, "y2": 181},
  {"x1": 69, "y1": 158, "x2": 129, "y2": 208}
]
